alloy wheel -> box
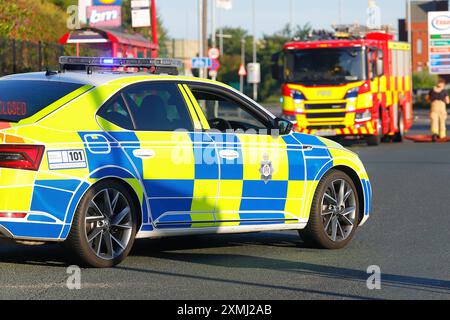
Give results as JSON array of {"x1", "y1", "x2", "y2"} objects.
[
  {"x1": 321, "y1": 179, "x2": 357, "y2": 242},
  {"x1": 85, "y1": 188, "x2": 133, "y2": 260}
]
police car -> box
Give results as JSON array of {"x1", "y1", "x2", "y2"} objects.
[{"x1": 0, "y1": 57, "x2": 372, "y2": 267}]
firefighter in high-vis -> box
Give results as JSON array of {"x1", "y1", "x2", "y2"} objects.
[{"x1": 427, "y1": 78, "x2": 449, "y2": 142}]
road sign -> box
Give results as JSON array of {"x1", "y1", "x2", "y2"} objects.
[
  {"x1": 209, "y1": 59, "x2": 220, "y2": 71},
  {"x1": 191, "y1": 57, "x2": 212, "y2": 69},
  {"x1": 238, "y1": 64, "x2": 247, "y2": 76},
  {"x1": 247, "y1": 63, "x2": 260, "y2": 84},
  {"x1": 131, "y1": 0, "x2": 150, "y2": 8},
  {"x1": 216, "y1": 0, "x2": 233, "y2": 10},
  {"x1": 208, "y1": 47, "x2": 220, "y2": 60},
  {"x1": 132, "y1": 9, "x2": 151, "y2": 28},
  {"x1": 428, "y1": 11, "x2": 450, "y2": 74}
]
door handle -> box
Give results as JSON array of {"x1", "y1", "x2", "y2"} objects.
[
  {"x1": 302, "y1": 146, "x2": 314, "y2": 151},
  {"x1": 133, "y1": 149, "x2": 155, "y2": 159},
  {"x1": 219, "y1": 149, "x2": 239, "y2": 160}
]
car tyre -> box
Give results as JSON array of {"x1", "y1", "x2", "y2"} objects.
[
  {"x1": 367, "y1": 116, "x2": 383, "y2": 146},
  {"x1": 65, "y1": 180, "x2": 138, "y2": 268},
  {"x1": 392, "y1": 110, "x2": 404, "y2": 143},
  {"x1": 299, "y1": 170, "x2": 360, "y2": 249}
]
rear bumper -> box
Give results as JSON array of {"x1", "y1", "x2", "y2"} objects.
[{"x1": 0, "y1": 167, "x2": 90, "y2": 242}]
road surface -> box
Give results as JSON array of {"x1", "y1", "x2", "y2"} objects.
[{"x1": 0, "y1": 110, "x2": 449, "y2": 300}]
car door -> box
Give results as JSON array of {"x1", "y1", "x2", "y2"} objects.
[
  {"x1": 96, "y1": 81, "x2": 219, "y2": 229},
  {"x1": 185, "y1": 83, "x2": 307, "y2": 227}
]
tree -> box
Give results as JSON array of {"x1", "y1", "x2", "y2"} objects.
[{"x1": 0, "y1": 0, "x2": 67, "y2": 42}]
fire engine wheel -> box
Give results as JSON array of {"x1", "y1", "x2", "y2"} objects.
[
  {"x1": 367, "y1": 117, "x2": 383, "y2": 146},
  {"x1": 393, "y1": 110, "x2": 404, "y2": 143}
]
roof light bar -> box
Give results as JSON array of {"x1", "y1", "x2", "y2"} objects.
[{"x1": 59, "y1": 56, "x2": 183, "y2": 75}]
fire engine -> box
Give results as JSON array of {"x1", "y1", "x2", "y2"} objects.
[{"x1": 272, "y1": 31, "x2": 413, "y2": 145}]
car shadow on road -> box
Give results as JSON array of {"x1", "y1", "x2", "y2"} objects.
[
  {"x1": 1, "y1": 234, "x2": 449, "y2": 298},
  {"x1": 125, "y1": 234, "x2": 450, "y2": 297}
]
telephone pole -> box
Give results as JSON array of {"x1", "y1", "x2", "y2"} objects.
[
  {"x1": 202, "y1": 0, "x2": 208, "y2": 77},
  {"x1": 198, "y1": 0, "x2": 204, "y2": 78}
]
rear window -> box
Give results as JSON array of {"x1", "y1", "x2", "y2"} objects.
[{"x1": 0, "y1": 80, "x2": 84, "y2": 122}]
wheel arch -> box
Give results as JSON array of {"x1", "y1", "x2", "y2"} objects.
[
  {"x1": 331, "y1": 165, "x2": 366, "y2": 225},
  {"x1": 96, "y1": 177, "x2": 144, "y2": 231},
  {"x1": 63, "y1": 175, "x2": 144, "y2": 240}
]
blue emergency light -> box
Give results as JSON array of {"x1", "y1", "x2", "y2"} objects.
[{"x1": 58, "y1": 56, "x2": 183, "y2": 75}]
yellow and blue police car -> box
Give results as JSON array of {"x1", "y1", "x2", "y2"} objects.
[{"x1": 0, "y1": 57, "x2": 372, "y2": 267}]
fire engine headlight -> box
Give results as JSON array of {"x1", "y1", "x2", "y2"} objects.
[
  {"x1": 345, "y1": 87, "x2": 359, "y2": 99},
  {"x1": 355, "y1": 109, "x2": 372, "y2": 122},
  {"x1": 291, "y1": 90, "x2": 305, "y2": 102}
]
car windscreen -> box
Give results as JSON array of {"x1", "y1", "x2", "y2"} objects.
[
  {"x1": 0, "y1": 80, "x2": 84, "y2": 122},
  {"x1": 284, "y1": 47, "x2": 367, "y2": 85}
]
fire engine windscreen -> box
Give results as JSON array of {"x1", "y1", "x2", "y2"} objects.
[{"x1": 284, "y1": 48, "x2": 367, "y2": 86}]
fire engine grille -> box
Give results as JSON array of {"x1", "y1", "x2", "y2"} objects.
[
  {"x1": 304, "y1": 103, "x2": 346, "y2": 110},
  {"x1": 306, "y1": 112, "x2": 347, "y2": 119}
]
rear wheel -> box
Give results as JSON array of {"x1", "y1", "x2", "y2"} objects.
[
  {"x1": 65, "y1": 180, "x2": 138, "y2": 268},
  {"x1": 393, "y1": 110, "x2": 404, "y2": 143},
  {"x1": 299, "y1": 170, "x2": 360, "y2": 249}
]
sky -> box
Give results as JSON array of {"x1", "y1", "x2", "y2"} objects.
[{"x1": 157, "y1": 0, "x2": 406, "y2": 40}]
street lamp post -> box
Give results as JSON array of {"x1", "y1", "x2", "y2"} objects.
[
  {"x1": 240, "y1": 38, "x2": 246, "y2": 92},
  {"x1": 252, "y1": 0, "x2": 258, "y2": 101},
  {"x1": 407, "y1": 0, "x2": 412, "y2": 44}
]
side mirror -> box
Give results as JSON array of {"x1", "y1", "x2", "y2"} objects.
[
  {"x1": 376, "y1": 58, "x2": 384, "y2": 77},
  {"x1": 275, "y1": 117, "x2": 294, "y2": 135},
  {"x1": 377, "y1": 51, "x2": 384, "y2": 76}
]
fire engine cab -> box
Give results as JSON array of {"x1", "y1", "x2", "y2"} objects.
[{"x1": 272, "y1": 32, "x2": 413, "y2": 145}]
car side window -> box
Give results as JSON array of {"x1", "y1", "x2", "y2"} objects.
[
  {"x1": 97, "y1": 95, "x2": 134, "y2": 130},
  {"x1": 122, "y1": 82, "x2": 194, "y2": 132},
  {"x1": 189, "y1": 88, "x2": 269, "y2": 133}
]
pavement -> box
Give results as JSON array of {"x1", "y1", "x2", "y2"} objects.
[{"x1": 0, "y1": 110, "x2": 449, "y2": 300}]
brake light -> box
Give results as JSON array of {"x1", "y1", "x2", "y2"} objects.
[
  {"x1": 0, "y1": 145, "x2": 45, "y2": 171},
  {"x1": 358, "y1": 81, "x2": 371, "y2": 94}
]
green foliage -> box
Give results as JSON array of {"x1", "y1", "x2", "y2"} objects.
[
  {"x1": 412, "y1": 71, "x2": 438, "y2": 90},
  {"x1": 0, "y1": 0, "x2": 67, "y2": 42}
]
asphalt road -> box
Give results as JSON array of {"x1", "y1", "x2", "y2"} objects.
[{"x1": 0, "y1": 111, "x2": 449, "y2": 300}]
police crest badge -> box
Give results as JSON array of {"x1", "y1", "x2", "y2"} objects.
[{"x1": 259, "y1": 153, "x2": 273, "y2": 184}]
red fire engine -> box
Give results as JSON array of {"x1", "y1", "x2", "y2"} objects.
[{"x1": 273, "y1": 32, "x2": 413, "y2": 145}]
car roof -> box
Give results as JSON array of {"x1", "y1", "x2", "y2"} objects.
[
  {"x1": 1, "y1": 71, "x2": 277, "y2": 120},
  {"x1": 1, "y1": 71, "x2": 238, "y2": 89},
  {"x1": 1, "y1": 71, "x2": 168, "y2": 86}
]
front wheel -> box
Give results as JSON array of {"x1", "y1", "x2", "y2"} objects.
[
  {"x1": 65, "y1": 180, "x2": 138, "y2": 268},
  {"x1": 299, "y1": 170, "x2": 360, "y2": 249},
  {"x1": 367, "y1": 117, "x2": 382, "y2": 146}
]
